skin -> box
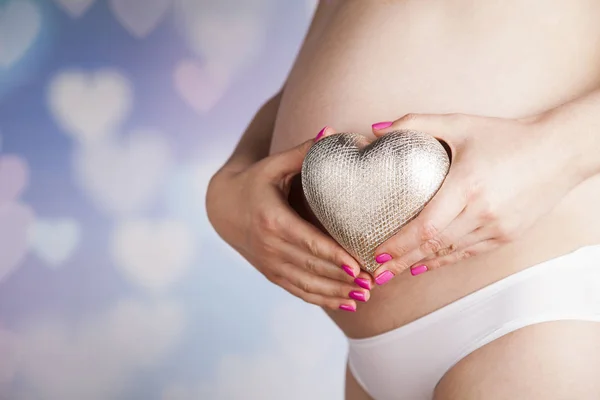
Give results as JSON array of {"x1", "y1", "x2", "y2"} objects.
[
  {"x1": 207, "y1": 1, "x2": 600, "y2": 398},
  {"x1": 337, "y1": 110, "x2": 586, "y2": 281},
  {"x1": 207, "y1": 96, "x2": 374, "y2": 314}
]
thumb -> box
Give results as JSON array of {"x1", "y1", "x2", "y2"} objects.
[
  {"x1": 265, "y1": 126, "x2": 335, "y2": 180},
  {"x1": 371, "y1": 114, "x2": 454, "y2": 137},
  {"x1": 370, "y1": 114, "x2": 467, "y2": 160},
  {"x1": 370, "y1": 113, "x2": 467, "y2": 141}
]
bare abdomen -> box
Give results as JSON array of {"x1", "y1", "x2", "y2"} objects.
[{"x1": 271, "y1": 0, "x2": 600, "y2": 338}]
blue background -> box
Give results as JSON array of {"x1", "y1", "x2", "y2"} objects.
[{"x1": 0, "y1": 1, "x2": 347, "y2": 399}]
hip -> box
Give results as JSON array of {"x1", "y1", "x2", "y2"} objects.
[{"x1": 346, "y1": 243, "x2": 600, "y2": 400}]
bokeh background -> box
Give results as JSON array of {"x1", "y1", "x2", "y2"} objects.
[{"x1": 0, "y1": 1, "x2": 348, "y2": 399}]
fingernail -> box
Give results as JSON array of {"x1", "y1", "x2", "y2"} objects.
[
  {"x1": 354, "y1": 277, "x2": 371, "y2": 290},
  {"x1": 375, "y1": 253, "x2": 392, "y2": 263},
  {"x1": 410, "y1": 264, "x2": 428, "y2": 276},
  {"x1": 349, "y1": 291, "x2": 367, "y2": 302},
  {"x1": 339, "y1": 304, "x2": 356, "y2": 312},
  {"x1": 375, "y1": 270, "x2": 395, "y2": 286},
  {"x1": 341, "y1": 264, "x2": 355, "y2": 278},
  {"x1": 315, "y1": 126, "x2": 328, "y2": 141},
  {"x1": 372, "y1": 121, "x2": 393, "y2": 130}
]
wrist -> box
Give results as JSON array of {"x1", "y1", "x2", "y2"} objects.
[
  {"x1": 534, "y1": 105, "x2": 600, "y2": 185},
  {"x1": 206, "y1": 168, "x2": 235, "y2": 230},
  {"x1": 219, "y1": 158, "x2": 253, "y2": 175}
]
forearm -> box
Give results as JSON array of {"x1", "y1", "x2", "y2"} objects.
[
  {"x1": 221, "y1": 90, "x2": 283, "y2": 173},
  {"x1": 541, "y1": 88, "x2": 600, "y2": 182}
]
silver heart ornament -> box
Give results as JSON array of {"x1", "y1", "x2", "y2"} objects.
[{"x1": 301, "y1": 130, "x2": 451, "y2": 273}]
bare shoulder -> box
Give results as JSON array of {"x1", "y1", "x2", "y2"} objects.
[{"x1": 434, "y1": 320, "x2": 600, "y2": 400}]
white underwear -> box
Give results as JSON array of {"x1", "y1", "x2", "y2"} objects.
[{"x1": 347, "y1": 244, "x2": 600, "y2": 400}]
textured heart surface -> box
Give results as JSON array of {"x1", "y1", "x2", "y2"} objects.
[{"x1": 301, "y1": 130, "x2": 450, "y2": 273}]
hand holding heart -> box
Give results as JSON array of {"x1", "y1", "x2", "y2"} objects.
[
  {"x1": 371, "y1": 113, "x2": 583, "y2": 283},
  {"x1": 325, "y1": 112, "x2": 580, "y2": 285},
  {"x1": 207, "y1": 131, "x2": 374, "y2": 313},
  {"x1": 303, "y1": 129, "x2": 450, "y2": 274}
]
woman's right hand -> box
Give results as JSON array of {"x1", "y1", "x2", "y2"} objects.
[{"x1": 206, "y1": 131, "x2": 373, "y2": 312}]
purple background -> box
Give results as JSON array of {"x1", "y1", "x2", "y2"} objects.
[{"x1": 0, "y1": 1, "x2": 347, "y2": 399}]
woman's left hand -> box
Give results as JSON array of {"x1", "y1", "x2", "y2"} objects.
[{"x1": 368, "y1": 112, "x2": 582, "y2": 284}]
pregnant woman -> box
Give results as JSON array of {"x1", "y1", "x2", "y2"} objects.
[{"x1": 207, "y1": 1, "x2": 600, "y2": 399}]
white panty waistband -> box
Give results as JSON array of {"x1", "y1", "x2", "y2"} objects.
[{"x1": 347, "y1": 244, "x2": 600, "y2": 400}]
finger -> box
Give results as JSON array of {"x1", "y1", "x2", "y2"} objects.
[
  {"x1": 378, "y1": 208, "x2": 481, "y2": 278},
  {"x1": 276, "y1": 240, "x2": 358, "y2": 284},
  {"x1": 262, "y1": 137, "x2": 315, "y2": 181},
  {"x1": 370, "y1": 113, "x2": 471, "y2": 143},
  {"x1": 282, "y1": 265, "x2": 368, "y2": 299},
  {"x1": 275, "y1": 276, "x2": 359, "y2": 312},
  {"x1": 423, "y1": 226, "x2": 487, "y2": 261},
  {"x1": 354, "y1": 270, "x2": 375, "y2": 291},
  {"x1": 277, "y1": 263, "x2": 370, "y2": 304},
  {"x1": 314, "y1": 125, "x2": 336, "y2": 142},
  {"x1": 281, "y1": 207, "x2": 374, "y2": 288},
  {"x1": 372, "y1": 171, "x2": 468, "y2": 284},
  {"x1": 281, "y1": 212, "x2": 363, "y2": 279},
  {"x1": 263, "y1": 126, "x2": 337, "y2": 183},
  {"x1": 414, "y1": 238, "x2": 500, "y2": 272},
  {"x1": 413, "y1": 227, "x2": 490, "y2": 273}
]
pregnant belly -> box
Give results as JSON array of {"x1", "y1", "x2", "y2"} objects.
[{"x1": 270, "y1": 0, "x2": 600, "y2": 339}]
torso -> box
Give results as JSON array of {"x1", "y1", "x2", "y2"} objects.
[{"x1": 270, "y1": 0, "x2": 600, "y2": 339}]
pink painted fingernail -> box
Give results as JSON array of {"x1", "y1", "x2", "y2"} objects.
[
  {"x1": 410, "y1": 264, "x2": 428, "y2": 276},
  {"x1": 372, "y1": 121, "x2": 393, "y2": 130},
  {"x1": 349, "y1": 291, "x2": 367, "y2": 302},
  {"x1": 315, "y1": 126, "x2": 328, "y2": 141},
  {"x1": 375, "y1": 270, "x2": 395, "y2": 285},
  {"x1": 339, "y1": 304, "x2": 356, "y2": 312},
  {"x1": 375, "y1": 253, "x2": 392, "y2": 263},
  {"x1": 354, "y1": 277, "x2": 371, "y2": 290},
  {"x1": 341, "y1": 264, "x2": 355, "y2": 278}
]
